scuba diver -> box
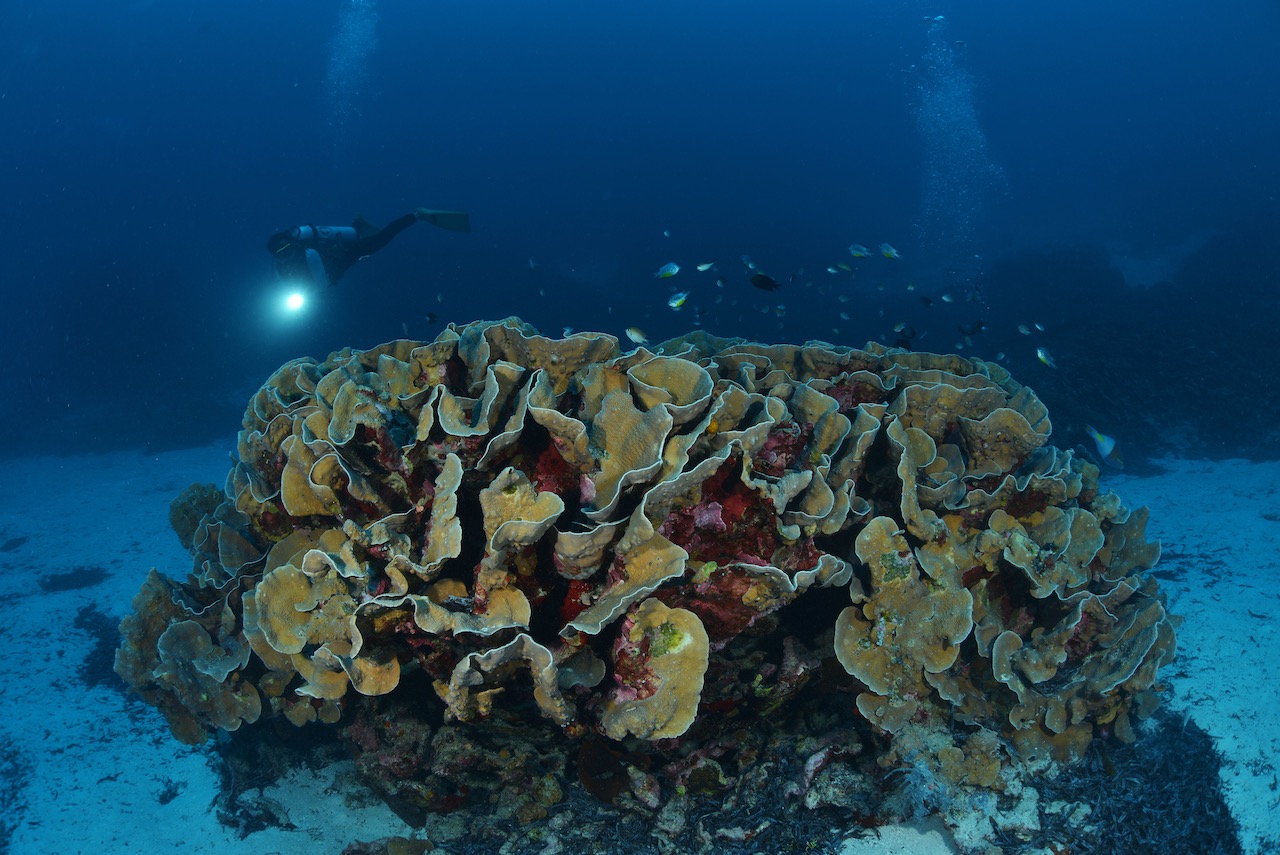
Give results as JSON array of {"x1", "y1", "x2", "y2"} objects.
[{"x1": 267, "y1": 207, "x2": 471, "y2": 288}]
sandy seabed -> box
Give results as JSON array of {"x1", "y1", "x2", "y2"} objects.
[{"x1": 0, "y1": 445, "x2": 1275, "y2": 854}]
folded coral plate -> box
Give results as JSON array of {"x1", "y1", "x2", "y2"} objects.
[{"x1": 116, "y1": 317, "x2": 1177, "y2": 775}]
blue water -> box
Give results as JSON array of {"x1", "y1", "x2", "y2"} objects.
[{"x1": 2, "y1": 0, "x2": 1277, "y2": 461}]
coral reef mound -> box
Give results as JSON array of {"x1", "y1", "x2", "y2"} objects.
[{"x1": 116, "y1": 317, "x2": 1177, "y2": 813}]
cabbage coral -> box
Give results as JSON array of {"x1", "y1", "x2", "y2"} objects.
[{"x1": 116, "y1": 317, "x2": 1176, "y2": 794}]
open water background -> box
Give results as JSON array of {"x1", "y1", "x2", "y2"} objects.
[{"x1": 2, "y1": 0, "x2": 1277, "y2": 460}]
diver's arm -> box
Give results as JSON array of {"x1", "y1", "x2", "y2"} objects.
[{"x1": 304, "y1": 247, "x2": 333, "y2": 288}]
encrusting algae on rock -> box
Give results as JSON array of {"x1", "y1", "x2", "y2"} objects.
[{"x1": 115, "y1": 317, "x2": 1179, "y2": 846}]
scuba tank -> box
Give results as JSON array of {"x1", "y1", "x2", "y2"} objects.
[{"x1": 291, "y1": 225, "x2": 357, "y2": 244}]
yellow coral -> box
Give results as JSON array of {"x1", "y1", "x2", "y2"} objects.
[
  {"x1": 600, "y1": 598, "x2": 710, "y2": 740},
  {"x1": 115, "y1": 316, "x2": 1176, "y2": 776}
]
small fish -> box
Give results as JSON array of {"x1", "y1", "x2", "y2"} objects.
[
  {"x1": 892, "y1": 321, "x2": 907, "y2": 333},
  {"x1": 848, "y1": 243, "x2": 871, "y2": 258},
  {"x1": 715, "y1": 276, "x2": 727, "y2": 288},
  {"x1": 663, "y1": 229, "x2": 671, "y2": 238},
  {"x1": 906, "y1": 282, "x2": 917, "y2": 291},
  {"x1": 1036, "y1": 347, "x2": 1057, "y2": 368},
  {"x1": 696, "y1": 262, "x2": 717, "y2": 272},
  {"x1": 562, "y1": 326, "x2": 574, "y2": 337},
  {"x1": 426, "y1": 311, "x2": 439, "y2": 324},
  {"x1": 880, "y1": 242, "x2": 901, "y2": 259},
  {"x1": 839, "y1": 311, "x2": 850, "y2": 320},
  {"x1": 655, "y1": 262, "x2": 680, "y2": 279},
  {"x1": 750, "y1": 273, "x2": 781, "y2": 291},
  {"x1": 920, "y1": 296, "x2": 933, "y2": 308},
  {"x1": 941, "y1": 293, "x2": 954, "y2": 303},
  {"x1": 740, "y1": 254, "x2": 756, "y2": 270},
  {"x1": 528, "y1": 257, "x2": 538, "y2": 270},
  {"x1": 1017, "y1": 324, "x2": 1033, "y2": 335},
  {"x1": 958, "y1": 320, "x2": 986, "y2": 336},
  {"x1": 401, "y1": 321, "x2": 409, "y2": 336},
  {"x1": 667, "y1": 290, "x2": 690, "y2": 310},
  {"x1": 826, "y1": 267, "x2": 839, "y2": 275},
  {"x1": 1035, "y1": 322, "x2": 1046, "y2": 332},
  {"x1": 625, "y1": 327, "x2": 648, "y2": 344},
  {"x1": 1085, "y1": 425, "x2": 1125, "y2": 469},
  {"x1": 837, "y1": 262, "x2": 853, "y2": 272},
  {"x1": 994, "y1": 352, "x2": 1005, "y2": 361}
]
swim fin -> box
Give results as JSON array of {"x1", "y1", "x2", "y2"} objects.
[{"x1": 415, "y1": 208, "x2": 472, "y2": 232}]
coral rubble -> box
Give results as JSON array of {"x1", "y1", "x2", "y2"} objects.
[{"x1": 115, "y1": 317, "x2": 1178, "y2": 841}]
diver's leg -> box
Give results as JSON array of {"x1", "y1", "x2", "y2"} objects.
[{"x1": 353, "y1": 213, "x2": 418, "y2": 257}]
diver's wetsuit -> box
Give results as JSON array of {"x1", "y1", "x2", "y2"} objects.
[{"x1": 269, "y1": 213, "x2": 419, "y2": 288}]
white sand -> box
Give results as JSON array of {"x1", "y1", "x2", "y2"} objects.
[
  {"x1": 1111, "y1": 458, "x2": 1280, "y2": 854},
  {"x1": 0, "y1": 446, "x2": 410, "y2": 854},
  {"x1": 0, "y1": 447, "x2": 1274, "y2": 854}
]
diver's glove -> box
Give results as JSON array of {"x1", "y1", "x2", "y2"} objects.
[{"x1": 415, "y1": 208, "x2": 472, "y2": 232}]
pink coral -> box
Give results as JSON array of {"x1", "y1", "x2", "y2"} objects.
[
  {"x1": 693, "y1": 501, "x2": 726, "y2": 532},
  {"x1": 658, "y1": 458, "x2": 778, "y2": 566},
  {"x1": 753, "y1": 421, "x2": 813, "y2": 477}
]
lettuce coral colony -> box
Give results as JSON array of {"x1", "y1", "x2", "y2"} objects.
[{"x1": 115, "y1": 317, "x2": 1177, "y2": 831}]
